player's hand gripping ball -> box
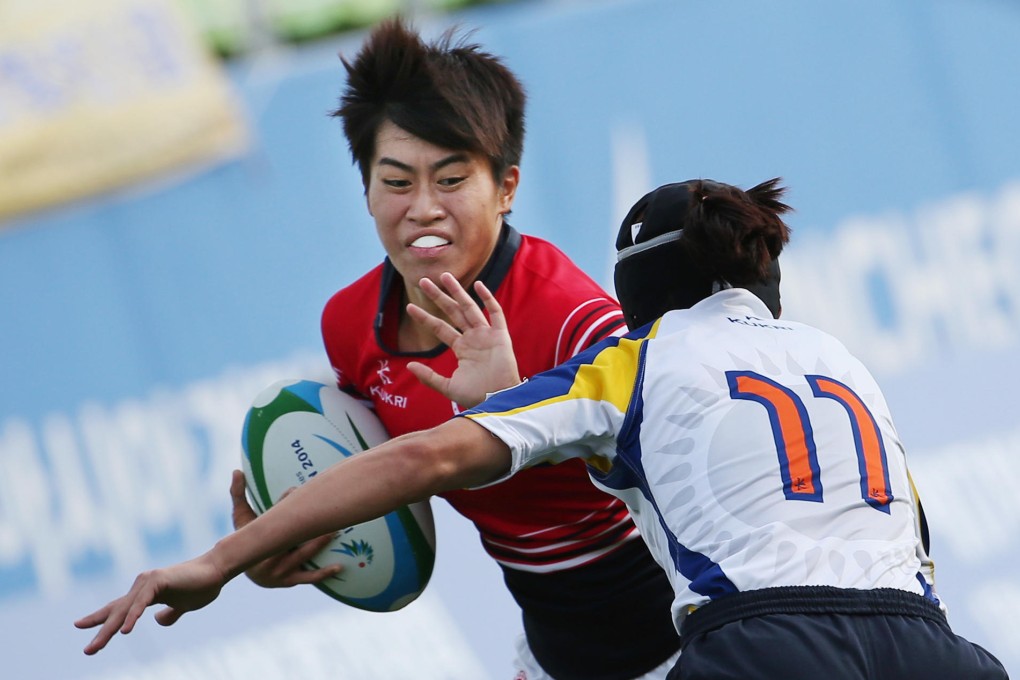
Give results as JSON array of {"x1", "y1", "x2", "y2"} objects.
[{"x1": 241, "y1": 379, "x2": 436, "y2": 612}]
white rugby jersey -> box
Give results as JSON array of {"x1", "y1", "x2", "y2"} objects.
[{"x1": 463, "y1": 289, "x2": 939, "y2": 628}]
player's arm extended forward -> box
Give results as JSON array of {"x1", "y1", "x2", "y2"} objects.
[
  {"x1": 217, "y1": 418, "x2": 510, "y2": 578},
  {"x1": 76, "y1": 418, "x2": 509, "y2": 654}
]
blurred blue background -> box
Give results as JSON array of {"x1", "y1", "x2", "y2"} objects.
[{"x1": 1, "y1": 0, "x2": 1018, "y2": 677}]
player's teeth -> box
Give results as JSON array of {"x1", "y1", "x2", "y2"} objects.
[{"x1": 411, "y1": 235, "x2": 449, "y2": 248}]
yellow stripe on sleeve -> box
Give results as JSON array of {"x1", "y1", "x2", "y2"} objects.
[
  {"x1": 565, "y1": 333, "x2": 647, "y2": 413},
  {"x1": 468, "y1": 319, "x2": 659, "y2": 420}
]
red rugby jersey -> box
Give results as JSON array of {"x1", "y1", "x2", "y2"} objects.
[{"x1": 322, "y1": 226, "x2": 633, "y2": 572}]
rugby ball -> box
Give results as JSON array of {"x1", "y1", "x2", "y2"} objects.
[{"x1": 241, "y1": 379, "x2": 436, "y2": 612}]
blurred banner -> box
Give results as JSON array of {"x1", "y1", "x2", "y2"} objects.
[
  {"x1": 174, "y1": 0, "x2": 469, "y2": 56},
  {"x1": 0, "y1": 1, "x2": 1018, "y2": 678},
  {"x1": 0, "y1": 0, "x2": 247, "y2": 223}
]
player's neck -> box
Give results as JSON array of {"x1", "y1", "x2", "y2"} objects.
[{"x1": 396, "y1": 305, "x2": 446, "y2": 353}]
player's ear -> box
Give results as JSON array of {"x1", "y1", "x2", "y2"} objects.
[{"x1": 497, "y1": 166, "x2": 520, "y2": 214}]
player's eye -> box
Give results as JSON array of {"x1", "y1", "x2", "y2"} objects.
[
  {"x1": 438, "y1": 176, "x2": 466, "y2": 187},
  {"x1": 383, "y1": 178, "x2": 411, "y2": 189}
]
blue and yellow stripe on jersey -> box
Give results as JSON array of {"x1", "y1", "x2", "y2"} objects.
[{"x1": 462, "y1": 318, "x2": 661, "y2": 432}]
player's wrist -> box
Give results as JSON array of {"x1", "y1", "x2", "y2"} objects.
[{"x1": 209, "y1": 532, "x2": 251, "y2": 583}]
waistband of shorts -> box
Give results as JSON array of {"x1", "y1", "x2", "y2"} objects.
[{"x1": 680, "y1": 586, "x2": 946, "y2": 644}]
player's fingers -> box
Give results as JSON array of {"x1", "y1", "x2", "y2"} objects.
[
  {"x1": 244, "y1": 549, "x2": 297, "y2": 585},
  {"x1": 439, "y1": 272, "x2": 489, "y2": 327},
  {"x1": 246, "y1": 564, "x2": 284, "y2": 588},
  {"x1": 407, "y1": 361, "x2": 452, "y2": 398},
  {"x1": 416, "y1": 275, "x2": 449, "y2": 303},
  {"x1": 84, "y1": 591, "x2": 140, "y2": 653},
  {"x1": 74, "y1": 604, "x2": 112, "y2": 630},
  {"x1": 154, "y1": 606, "x2": 184, "y2": 627},
  {"x1": 407, "y1": 303, "x2": 462, "y2": 346},
  {"x1": 120, "y1": 579, "x2": 160, "y2": 634},
  {"x1": 295, "y1": 532, "x2": 335, "y2": 557},
  {"x1": 273, "y1": 534, "x2": 334, "y2": 573},
  {"x1": 417, "y1": 276, "x2": 459, "y2": 315},
  {"x1": 283, "y1": 563, "x2": 343, "y2": 586},
  {"x1": 229, "y1": 469, "x2": 247, "y2": 500},
  {"x1": 80, "y1": 571, "x2": 166, "y2": 653},
  {"x1": 247, "y1": 530, "x2": 336, "y2": 586},
  {"x1": 83, "y1": 615, "x2": 121, "y2": 655},
  {"x1": 423, "y1": 273, "x2": 490, "y2": 330},
  {"x1": 230, "y1": 470, "x2": 256, "y2": 529},
  {"x1": 418, "y1": 276, "x2": 472, "y2": 330},
  {"x1": 473, "y1": 280, "x2": 506, "y2": 330}
]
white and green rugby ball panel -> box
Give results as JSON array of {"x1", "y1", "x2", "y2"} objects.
[{"x1": 241, "y1": 379, "x2": 436, "y2": 612}]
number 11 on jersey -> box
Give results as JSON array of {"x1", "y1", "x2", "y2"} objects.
[{"x1": 727, "y1": 370, "x2": 893, "y2": 513}]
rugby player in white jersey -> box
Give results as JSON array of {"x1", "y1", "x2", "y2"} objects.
[{"x1": 77, "y1": 178, "x2": 1008, "y2": 679}]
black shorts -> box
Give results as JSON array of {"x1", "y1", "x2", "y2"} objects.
[{"x1": 669, "y1": 586, "x2": 1008, "y2": 680}]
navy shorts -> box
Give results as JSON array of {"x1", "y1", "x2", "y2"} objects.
[{"x1": 668, "y1": 586, "x2": 1008, "y2": 680}]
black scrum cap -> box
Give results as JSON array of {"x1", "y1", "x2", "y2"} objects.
[{"x1": 614, "y1": 180, "x2": 781, "y2": 330}]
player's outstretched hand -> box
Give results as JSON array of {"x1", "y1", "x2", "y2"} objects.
[
  {"x1": 407, "y1": 272, "x2": 521, "y2": 408},
  {"x1": 74, "y1": 552, "x2": 226, "y2": 655},
  {"x1": 229, "y1": 470, "x2": 341, "y2": 587}
]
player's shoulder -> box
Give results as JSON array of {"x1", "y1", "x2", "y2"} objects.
[
  {"x1": 765, "y1": 308, "x2": 856, "y2": 357},
  {"x1": 705, "y1": 291, "x2": 875, "y2": 378},
  {"x1": 503, "y1": 233, "x2": 625, "y2": 361},
  {"x1": 515, "y1": 232, "x2": 583, "y2": 270},
  {"x1": 323, "y1": 263, "x2": 385, "y2": 319},
  {"x1": 509, "y1": 234, "x2": 614, "y2": 301},
  {"x1": 322, "y1": 263, "x2": 385, "y2": 361}
]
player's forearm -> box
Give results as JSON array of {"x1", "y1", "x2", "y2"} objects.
[{"x1": 210, "y1": 418, "x2": 510, "y2": 580}]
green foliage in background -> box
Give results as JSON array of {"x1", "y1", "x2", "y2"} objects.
[{"x1": 174, "y1": 0, "x2": 509, "y2": 58}]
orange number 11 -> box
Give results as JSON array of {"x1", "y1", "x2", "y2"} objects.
[{"x1": 726, "y1": 370, "x2": 893, "y2": 513}]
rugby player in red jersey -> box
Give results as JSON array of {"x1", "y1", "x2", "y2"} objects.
[{"x1": 226, "y1": 18, "x2": 680, "y2": 680}]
